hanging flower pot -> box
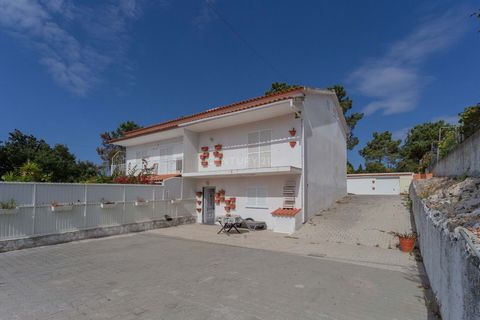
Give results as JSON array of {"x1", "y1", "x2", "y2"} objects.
[
  {"x1": 213, "y1": 151, "x2": 220, "y2": 157},
  {"x1": 225, "y1": 206, "x2": 231, "y2": 213},
  {"x1": 202, "y1": 151, "x2": 209, "y2": 158},
  {"x1": 219, "y1": 196, "x2": 225, "y2": 202},
  {"x1": 196, "y1": 200, "x2": 202, "y2": 205},
  {"x1": 215, "y1": 199, "x2": 220, "y2": 205},
  {"x1": 200, "y1": 154, "x2": 207, "y2": 160},
  {"x1": 201, "y1": 161, "x2": 209, "y2": 167},
  {"x1": 201, "y1": 146, "x2": 209, "y2": 152},
  {"x1": 289, "y1": 128, "x2": 297, "y2": 136},
  {"x1": 219, "y1": 189, "x2": 225, "y2": 195},
  {"x1": 215, "y1": 144, "x2": 222, "y2": 151},
  {"x1": 229, "y1": 197, "x2": 236, "y2": 203},
  {"x1": 289, "y1": 141, "x2": 297, "y2": 148},
  {"x1": 196, "y1": 208, "x2": 202, "y2": 213},
  {"x1": 214, "y1": 160, "x2": 222, "y2": 167},
  {"x1": 196, "y1": 192, "x2": 203, "y2": 197},
  {"x1": 230, "y1": 203, "x2": 236, "y2": 210},
  {"x1": 216, "y1": 153, "x2": 223, "y2": 159},
  {"x1": 224, "y1": 199, "x2": 231, "y2": 205}
]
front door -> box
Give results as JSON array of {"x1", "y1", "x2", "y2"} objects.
[{"x1": 203, "y1": 187, "x2": 216, "y2": 224}]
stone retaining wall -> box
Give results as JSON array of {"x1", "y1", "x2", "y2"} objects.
[
  {"x1": 0, "y1": 216, "x2": 195, "y2": 253},
  {"x1": 410, "y1": 182, "x2": 480, "y2": 320},
  {"x1": 433, "y1": 130, "x2": 480, "y2": 177}
]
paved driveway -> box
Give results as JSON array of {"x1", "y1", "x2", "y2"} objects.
[{"x1": 0, "y1": 195, "x2": 433, "y2": 320}]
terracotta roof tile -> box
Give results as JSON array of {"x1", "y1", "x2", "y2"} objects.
[
  {"x1": 271, "y1": 208, "x2": 301, "y2": 217},
  {"x1": 147, "y1": 173, "x2": 181, "y2": 182},
  {"x1": 110, "y1": 87, "x2": 306, "y2": 143}
]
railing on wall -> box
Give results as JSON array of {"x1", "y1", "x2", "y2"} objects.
[{"x1": 0, "y1": 181, "x2": 195, "y2": 241}]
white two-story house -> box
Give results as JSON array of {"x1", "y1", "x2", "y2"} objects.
[{"x1": 110, "y1": 87, "x2": 348, "y2": 233}]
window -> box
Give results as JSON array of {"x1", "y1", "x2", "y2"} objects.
[
  {"x1": 246, "y1": 186, "x2": 268, "y2": 208},
  {"x1": 248, "y1": 129, "x2": 271, "y2": 168}
]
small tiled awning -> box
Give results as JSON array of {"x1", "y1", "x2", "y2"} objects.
[{"x1": 271, "y1": 208, "x2": 301, "y2": 217}]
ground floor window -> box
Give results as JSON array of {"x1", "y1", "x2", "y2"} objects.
[{"x1": 246, "y1": 186, "x2": 268, "y2": 208}]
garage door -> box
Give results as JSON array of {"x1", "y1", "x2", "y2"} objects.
[{"x1": 347, "y1": 177, "x2": 400, "y2": 195}]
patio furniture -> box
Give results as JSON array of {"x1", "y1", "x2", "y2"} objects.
[
  {"x1": 241, "y1": 218, "x2": 267, "y2": 231},
  {"x1": 217, "y1": 215, "x2": 242, "y2": 234}
]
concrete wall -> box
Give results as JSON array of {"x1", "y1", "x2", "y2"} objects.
[
  {"x1": 303, "y1": 94, "x2": 347, "y2": 219},
  {"x1": 196, "y1": 114, "x2": 302, "y2": 171},
  {"x1": 410, "y1": 182, "x2": 480, "y2": 320},
  {"x1": 433, "y1": 130, "x2": 480, "y2": 177}
]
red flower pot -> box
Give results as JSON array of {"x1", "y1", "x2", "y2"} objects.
[
  {"x1": 201, "y1": 161, "x2": 209, "y2": 167},
  {"x1": 196, "y1": 200, "x2": 202, "y2": 205},
  {"x1": 201, "y1": 146, "x2": 209, "y2": 152},
  {"x1": 224, "y1": 199, "x2": 231, "y2": 205},
  {"x1": 196, "y1": 192, "x2": 203, "y2": 197},
  {"x1": 216, "y1": 153, "x2": 223, "y2": 159},
  {"x1": 200, "y1": 154, "x2": 207, "y2": 160},
  {"x1": 214, "y1": 160, "x2": 222, "y2": 167},
  {"x1": 399, "y1": 238, "x2": 415, "y2": 253},
  {"x1": 289, "y1": 129, "x2": 296, "y2": 136},
  {"x1": 196, "y1": 208, "x2": 202, "y2": 213},
  {"x1": 215, "y1": 144, "x2": 222, "y2": 151},
  {"x1": 289, "y1": 141, "x2": 297, "y2": 148},
  {"x1": 229, "y1": 197, "x2": 236, "y2": 202},
  {"x1": 219, "y1": 196, "x2": 225, "y2": 202},
  {"x1": 219, "y1": 189, "x2": 225, "y2": 195},
  {"x1": 230, "y1": 204, "x2": 236, "y2": 210},
  {"x1": 215, "y1": 200, "x2": 220, "y2": 205}
]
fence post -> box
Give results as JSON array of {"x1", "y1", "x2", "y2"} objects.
[
  {"x1": 123, "y1": 185, "x2": 126, "y2": 224},
  {"x1": 83, "y1": 184, "x2": 88, "y2": 229},
  {"x1": 31, "y1": 183, "x2": 36, "y2": 236}
]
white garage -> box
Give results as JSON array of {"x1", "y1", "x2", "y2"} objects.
[{"x1": 347, "y1": 173, "x2": 414, "y2": 195}]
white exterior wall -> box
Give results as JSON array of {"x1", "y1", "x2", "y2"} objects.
[
  {"x1": 125, "y1": 137, "x2": 183, "y2": 175},
  {"x1": 303, "y1": 94, "x2": 347, "y2": 219},
  {"x1": 193, "y1": 175, "x2": 301, "y2": 230},
  {"x1": 196, "y1": 114, "x2": 302, "y2": 172}
]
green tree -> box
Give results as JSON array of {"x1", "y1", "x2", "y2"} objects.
[
  {"x1": 365, "y1": 162, "x2": 388, "y2": 173},
  {"x1": 264, "y1": 82, "x2": 301, "y2": 96},
  {"x1": 327, "y1": 85, "x2": 364, "y2": 150},
  {"x1": 97, "y1": 121, "x2": 142, "y2": 171},
  {"x1": 346, "y1": 161, "x2": 355, "y2": 174},
  {"x1": 458, "y1": 104, "x2": 480, "y2": 138},
  {"x1": 396, "y1": 121, "x2": 452, "y2": 172},
  {"x1": 265, "y1": 83, "x2": 364, "y2": 150},
  {"x1": 359, "y1": 131, "x2": 401, "y2": 170}
]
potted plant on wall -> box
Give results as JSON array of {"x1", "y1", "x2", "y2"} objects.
[
  {"x1": 51, "y1": 201, "x2": 74, "y2": 212},
  {"x1": 0, "y1": 198, "x2": 18, "y2": 215},
  {"x1": 394, "y1": 232, "x2": 417, "y2": 253},
  {"x1": 100, "y1": 198, "x2": 117, "y2": 209},
  {"x1": 201, "y1": 146, "x2": 209, "y2": 152},
  {"x1": 215, "y1": 144, "x2": 222, "y2": 151},
  {"x1": 289, "y1": 128, "x2": 296, "y2": 136},
  {"x1": 214, "y1": 159, "x2": 222, "y2": 167}
]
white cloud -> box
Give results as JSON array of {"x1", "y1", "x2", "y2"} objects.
[
  {"x1": 0, "y1": 0, "x2": 142, "y2": 96},
  {"x1": 349, "y1": 7, "x2": 468, "y2": 115}
]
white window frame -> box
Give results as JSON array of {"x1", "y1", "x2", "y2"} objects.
[
  {"x1": 246, "y1": 186, "x2": 268, "y2": 209},
  {"x1": 247, "y1": 129, "x2": 271, "y2": 168}
]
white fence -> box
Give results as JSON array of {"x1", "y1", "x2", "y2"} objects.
[{"x1": 0, "y1": 178, "x2": 195, "y2": 241}]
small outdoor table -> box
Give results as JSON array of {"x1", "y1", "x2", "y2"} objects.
[{"x1": 217, "y1": 215, "x2": 242, "y2": 234}]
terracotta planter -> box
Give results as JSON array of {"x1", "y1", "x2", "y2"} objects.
[
  {"x1": 224, "y1": 199, "x2": 231, "y2": 205},
  {"x1": 196, "y1": 200, "x2": 202, "y2": 205},
  {"x1": 289, "y1": 128, "x2": 296, "y2": 136},
  {"x1": 215, "y1": 144, "x2": 222, "y2": 151},
  {"x1": 200, "y1": 154, "x2": 207, "y2": 160},
  {"x1": 229, "y1": 197, "x2": 236, "y2": 202},
  {"x1": 196, "y1": 192, "x2": 203, "y2": 197},
  {"x1": 214, "y1": 160, "x2": 222, "y2": 167},
  {"x1": 289, "y1": 141, "x2": 297, "y2": 148},
  {"x1": 201, "y1": 161, "x2": 209, "y2": 167},
  {"x1": 201, "y1": 146, "x2": 209, "y2": 152},
  {"x1": 230, "y1": 203, "x2": 236, "y2": 210},
  {"x1": 202, "y1": 151, "x2": 209, "y2": 157},
  {"x1": 219, "y1": 189, "x2": 225, "y2": 195},
  {"x1": 399, "y1": 238, "x2": 415, "y2": 253},
  {"x1": 216, "y1": 153, "x2": 223, "y2": 159},
  {"x1": 196, "y1": 208, "x2": 202, "y2": 213},
  {"x1": 219, "y1": 196, "x2": 225, "y2": 202}
]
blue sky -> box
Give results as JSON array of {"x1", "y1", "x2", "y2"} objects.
[{"x1": 0, "y1": 0, "x2": 479, "y2": 168}]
